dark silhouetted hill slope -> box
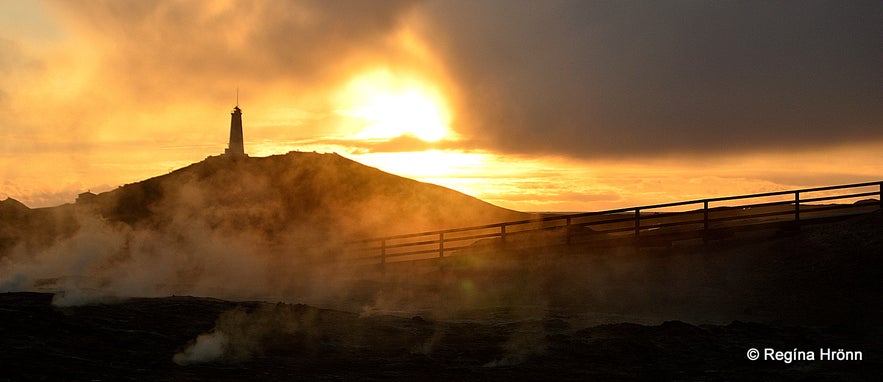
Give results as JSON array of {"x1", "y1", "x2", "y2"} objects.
[
  {"x1": 91, "y1": 152, "x2": 526, "y2": 237},
  {"x1": 1, "y1": 152, "x2": 527, "y2": 257}
]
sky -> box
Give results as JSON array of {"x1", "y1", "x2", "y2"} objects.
[{"x1": 1, "y1": 0, "x2": 881, "y2": 212}]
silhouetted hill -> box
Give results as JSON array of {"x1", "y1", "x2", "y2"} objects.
[
  {"x1": 0, "y1": 198, "x2": 30, "y2": 254},
  {"x1": 0, "y1": 152, "x2": 530, "y2": 299},
  {"x1": 94, "y1": 152, "x2": 525, "y2": 236},
  {"x1": 0, "y1": 198, "x2": 80, "y2": 257},
  {"x1": 0, "y1": 197, "x2": 29, "y2": 217}
]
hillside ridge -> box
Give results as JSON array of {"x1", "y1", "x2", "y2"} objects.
[{"x1": 1, "y1": 151, "x2": 528, "y2": 256}]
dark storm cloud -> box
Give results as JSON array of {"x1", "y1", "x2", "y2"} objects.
[{"x1": 423, "y1": 0, "x2": 882, "y2": 158}]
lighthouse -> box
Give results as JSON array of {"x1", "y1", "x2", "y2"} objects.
[{"x1": 225, "y1": 104, "x2": 245, "y2": 157}]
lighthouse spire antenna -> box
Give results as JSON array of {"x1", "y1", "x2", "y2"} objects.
[{"x1": 236, "y1": 87, "x2": 239, "y2": 107}]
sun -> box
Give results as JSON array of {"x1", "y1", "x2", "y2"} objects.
[{"x1": 338, "y1": 70, "x2": 453, "y2": 142}]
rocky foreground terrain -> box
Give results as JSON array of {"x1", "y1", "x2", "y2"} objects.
[
  {"x1": 2, "y1": 211, "x2": 882, "y2": 381},
  {"x1": 1, "y1": 291, "x2": 880, "y2": 381}
]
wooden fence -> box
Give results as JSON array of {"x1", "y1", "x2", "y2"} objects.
[{"x1": 345, "y1": 181, "x2": 882, "y2": 265}]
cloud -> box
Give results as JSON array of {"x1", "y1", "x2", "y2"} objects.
[
  {"x1": 2, "y1": 0, "x2": 881, "y2": 209},
  {"x1": 307, "y1": 134, "x2": 481, "y2": 154},
  {"x1": 6, "y1": 1, "x2": 882, "y2": 155},
  {"x1": 1, "y1": 0, "x2": 427, "y2": 204},
  {"x1": 1, "y1": 0, "x2": 427, "y2": 162},
  {"x1": 0, "y1": 37, "x2": 35, "y2": 73},
  {"x1": 39, "y1": 0, "x2": 882, "y2": 162},
  {"x1": 421, "y1": 0, "x2": 883, "y2": 158},
  {"x1": 46, "y1": 0, "x2": 422, "y2": 105}
]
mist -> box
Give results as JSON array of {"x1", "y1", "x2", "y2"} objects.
[
  {"x1": 3, "y1": 152, "x2": 876, "y2": 326},
  {"x1": 1, "y1": 151, "x2": 880, "y2": 374},
  {"x1": 0, "y1": 152, "x2": 759, "y2": 370},
  {"x1": 0, "y1": 152, "x2": 526, "y2": 308}
]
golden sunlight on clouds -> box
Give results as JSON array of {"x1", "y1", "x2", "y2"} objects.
[
  {"x1": 335, "y1": 69, "x2": 454, "y2": 142},
  {"x1": 347, "y1": 142, "x2": 883, "y2": 212},
  {"x1": 0, "y1": 1, "x2": 879, "y2": 214},
  {"x1": 354, "y1": 150, "x2": 489, "y2": 180}
]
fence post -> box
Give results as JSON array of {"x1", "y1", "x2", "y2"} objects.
[
  {"x1": 703, "y1": 201, "x2": 710, "y2": 244},
  {"x1": 439, "y1": 232, "x2": 445, "y2": 258},
  {"x1": 500, "y1": 223, "x2": 507, "y2": 246},
  {"x1": 380, "y1": 239, "x2": 386, "y2": 265},
  {"x1": 794, "y1": 191, "x2": 801, "y2": 223},
  {"x1": 703, "y1": 201, "x2": 709, "y2": 231},
  {"x1": 565, "y1": 216, "x2": 572, "y2": 245},
  {"x1": 634, "y1": 208, "x2": 641, "y2": 237}
]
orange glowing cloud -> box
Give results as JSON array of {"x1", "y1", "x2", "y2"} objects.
[{"x1": 0, "y1": 1, "x2": 880, "y2": 213}]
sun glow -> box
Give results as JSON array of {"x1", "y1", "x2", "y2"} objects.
[
  {"x1": 354, "y1": 150, "x2": 489, "y2": 178},
  {"x1": 338, "y1": 69, "x2": 453, "y2": 142}
]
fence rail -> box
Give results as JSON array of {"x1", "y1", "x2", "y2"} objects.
[{"x1": 345, "y1": 181, "x2": 882, "y2": 265}]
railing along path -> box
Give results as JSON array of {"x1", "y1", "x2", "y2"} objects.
[{"x1": 344, "y1": 181, "x2": 882, "y2": 265}]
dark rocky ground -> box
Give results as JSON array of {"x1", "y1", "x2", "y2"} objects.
[
  {"x1": 1, "y1": 292, "x2": 880, "y2": 381},
  {"x1": 2, "y1": 211, "x2": 881, "y2": 380}
]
